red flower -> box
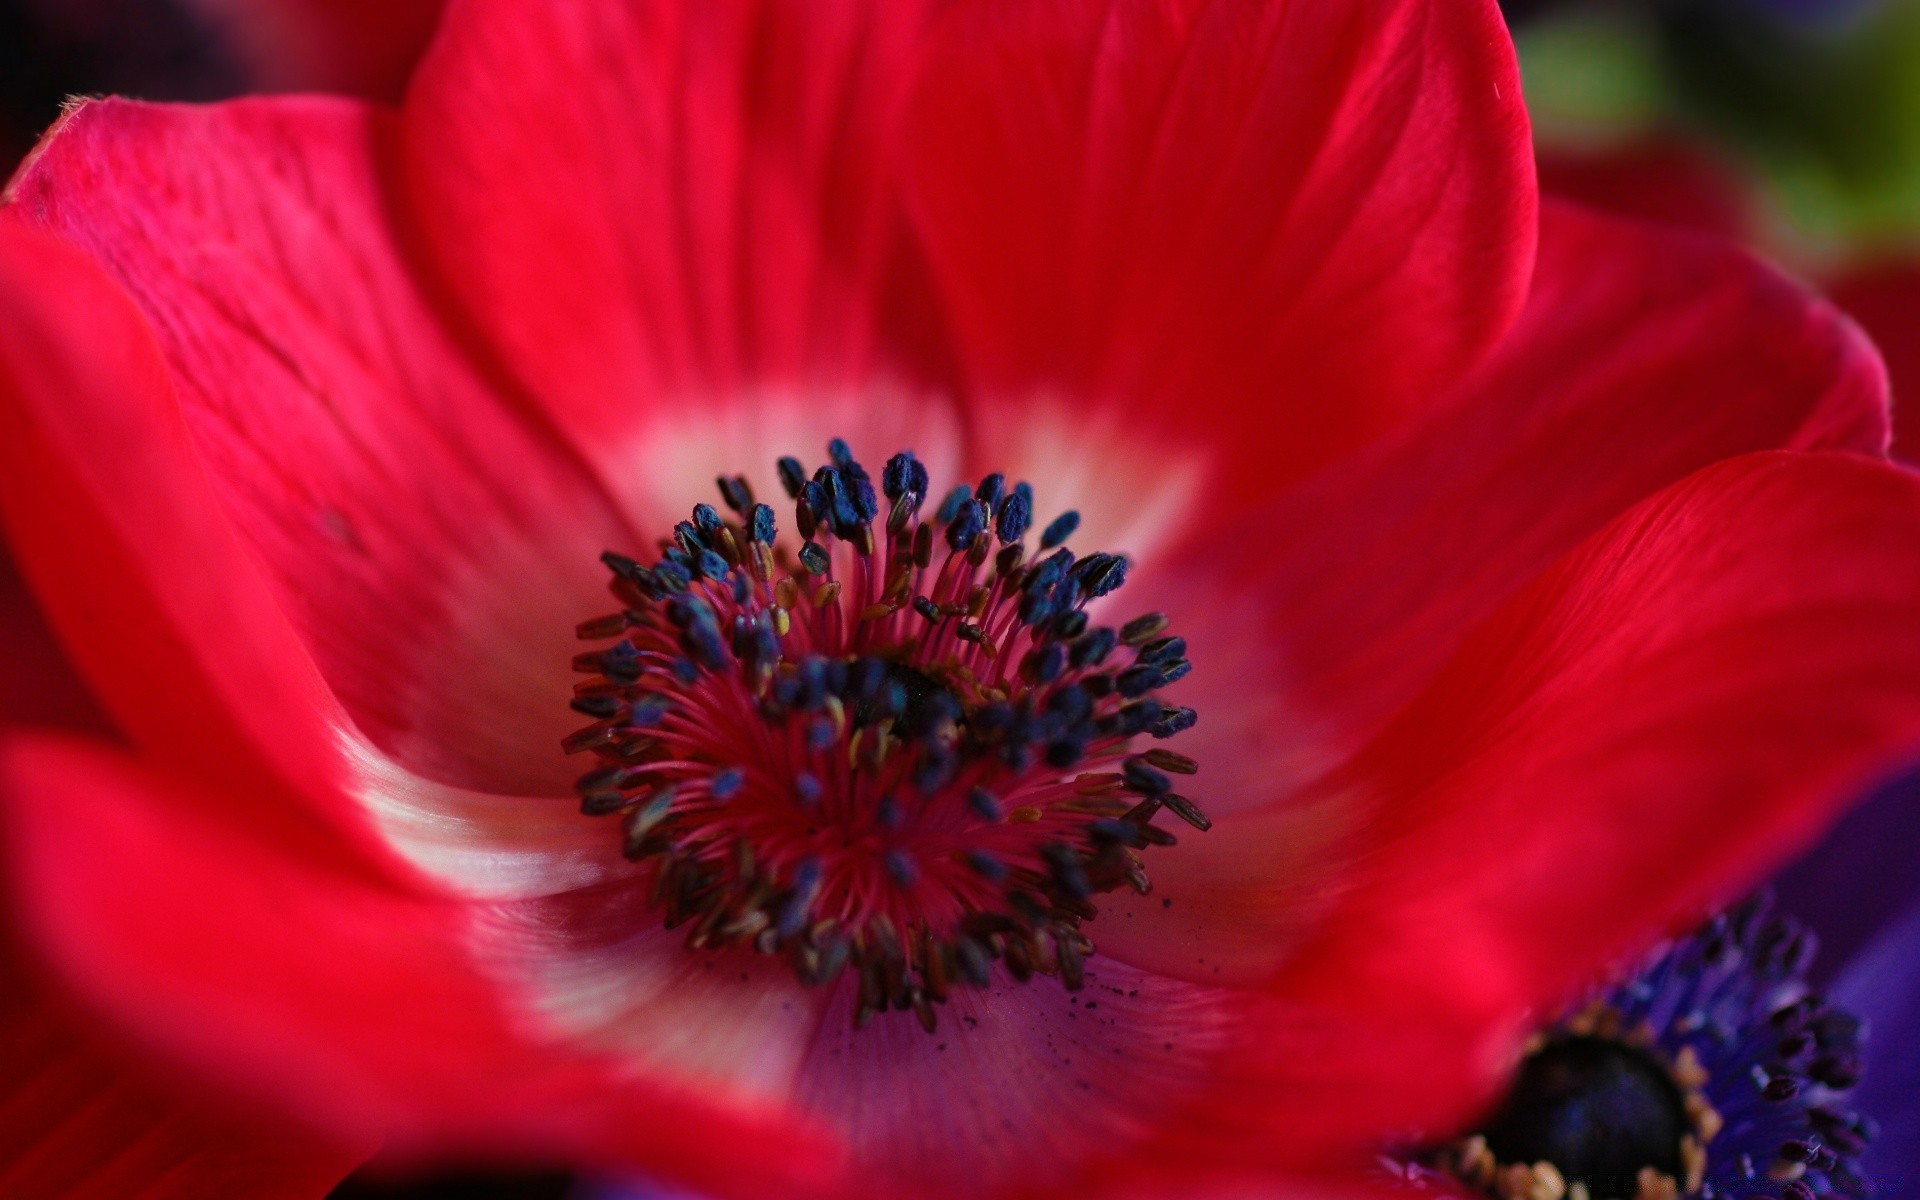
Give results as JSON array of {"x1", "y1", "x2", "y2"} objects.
[{"x1": 1, "y1": 2, "x2": 1919, "y2": 1197}]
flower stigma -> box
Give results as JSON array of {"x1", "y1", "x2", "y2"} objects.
[
  {"x1": 1402, "y1": 897, "x2": 1872, "y2": 1200},
  {"x1": 562, "y1": 440, "x2": 1205, "y2": 1032}
]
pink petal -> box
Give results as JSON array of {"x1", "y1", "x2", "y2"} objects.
[{"x1": 792, "y1": 956, "x2": 1236, "y2": 1197}]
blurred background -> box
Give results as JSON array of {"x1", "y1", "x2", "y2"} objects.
[{"x1": 0, "y1": 0, "x2": 1916, "y2": 1196}]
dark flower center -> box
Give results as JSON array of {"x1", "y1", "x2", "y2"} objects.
[
  {"x1": 1480, "y1": 1035, "x2": 1688, "y2": 1195},
  {"x1": 562, "y1": 440, "x2": 1205, "y2": 1032},
  {"x1": 1420, "y1": 899, "x2": 1877, "y2": 1200}
]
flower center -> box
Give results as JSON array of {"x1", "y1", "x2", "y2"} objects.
[
  {"x1": 563, "y1": 439, "x2": 1205, "y2": 1032},
  {"x1": 1421, "y1": 899, "x2": 1875, "y2": 1200},
  {"x1": 1479, "y1": 1033, "x2": 1689, "y2": 1197},
  {"x1": 1442, "y1": 1003, "x2": 1716, "y2": 1200}
]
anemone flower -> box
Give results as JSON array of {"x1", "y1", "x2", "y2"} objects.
[{"x1": 4, "y1": 3, "x2": 1920, "y2": 1198}]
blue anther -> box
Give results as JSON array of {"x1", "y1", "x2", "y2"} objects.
[
  {"x1": 1050, "y1": 610, "x2": 1088, "y2": 639},
  {"x1": 819, "y1": 469, "x2": 861, "y2": 536},
  {"x1": 883, "y1": 849, "x2": 919, "y2": 888},
  {"x1": 683, "y1": 620, "x2": 729, "y2": 671},
  {"x1": 1047, "y1": 685, "x2": 1092, "y2": 723},
  {"x1": 672, "y1": 656, "x2": 700, "y2": 684},
  {"x1": 945, "y1": 499, "x2": 988, "y2": 550},
  {"x1": 570, "y1": 694, "x2": 623, "y2": 719},
  {"x1": 797, "y1": 657, "x2": 829, "y2": 706},
  {"x1": 1138, "y1": 636, "x2": 1187, "y2": 665},
  {"x1": 1158, "y1": 659, "x2": 1192, "y2": 687},
  {"x1": 996, "y1": 487, "x2": 1031, "y2": 543},
  {"x1": 849, "y1": 472, "x2": 878, "y2": 524},
  {"x1": 1031, "y1": 548, "x2": 1073, "y2": 588},
  {"x1": 1051, "y1": 575, "x2": 1082, "y2": 613},
  {"x1": 630, "y1": 694, "x2": 673, "y2": 726},
  {"x1": 852, "y1": 658, "x2": 887, "y2": 701},
  {"x1": 967, "y1": 788, "x2": 1003, "y2": 821},
  {"x1": 1039, "y1": 510, "x2": 1080, "y2": 550},
  {"x1": 712, "y1": 768, "x2": 745, "y2": 800},
  {"x1": 692, "y1": 503, "x2": 723, "y2": 535},
  {"x1": 753, "y1": 619, "x2": 782, "y2": 664},
  {"x1": 1034, "y1": 643, "x2": 1066, "y2": 683},
  {"x1": 777, "y1": 456, "x2": 808, "y2": 499},
  {"x1": 882, "y1": 451, "x2": 918, "y2": 501},
  {"x1": 750, "y1": 503, "x2": 777, "y2": 544},
  {"x1": 798, "y1": 541, "x2": 831, "y2": 575},
  {"x1": 799, "y1": 477, "x2": 827, "y2": 520},
  {"x1": 1044, "y1": 737, "x2": 1085, "y2": 768},
  {"x1": 600, "y1": 550, "x2": 646, "y2": 580},
  {"x1": 730, "y1": 572, "x2": 751, "y2": 603},
  {"x1": 654, "y1": 560, "x2": 691, "y2": 593},
  {"x1": 1070, "y1": 627, "x2": 1118, "y2": 668},
  {"x1": 975, "y1": 473, "x2": 1006, "y2": 511},
  {"x1": 1087, "y1": 554, "x2": 1128, "y2": 597},
  {"x1": 694, "y1": 549, "x2": 730, "y2": 581},
  {"x1": 599, "y1": 641, "x2": 641, "y2": 682},
  {"x1": 876, "y1": 794, "x2": 903, "y2": 829},
  {"x1": 1113, "y1": 699, "x2": 1162, "y2": 736},
  {"x1": 665, "y1": 596, "x2": 707, "y2": 629},
  {"x1": 1090, "y1": 819, "x2": 1146, "y2": 847},
  {"x1": 794, "y1": 773, "x2": 823, "y2": 808},
  {"x1": 913, "y1": 596, "x2": 942, "y2": 622},
  {"x1": 1151, "y1": 706, "x2": 1198, "y2": 738},
  {"x1": 717, "y1": 474, "x2": 752, "y2": 515},
  {"x1": 828, "y1": 437, "x2": 854, "y2": 469},
  {"x1": 674, "y1": 521, "x2": 706, "y2": 556},
  {"x1": 1116, "y1": 665, "x2": 1162, "y2": 698},
  {"x1": 936, "y1": 484, "x2": 971, "y2": 524},
  {"x1": 965, "y1": 849, "x2": 1008, "y2": 880},
  {"x1": 807, "y1": 718, "x2": 836, "y2": 750},
  {"x1": 1123, "y1": 760, "x2": 1172, "y2": 794},
  {"x1": 1018, "y1": 588, "x2": 1055, "y2": 628},
  {"x1": 775, "y1": 859, "x2": 823, "y2": 937}
]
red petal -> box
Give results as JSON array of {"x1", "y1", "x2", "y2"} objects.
[
  {"x1": 183, "y1": 0, "x2": 445, "y2": 99},
  {"x1": 0, "y1": 735, "x2": 840, "y2": 1197},
  {"x1": 1255, "y1": 200, "x2": 1887, "y2": 757},
  {"x1": 399, "y1": 0, "x2": 958, "y2": 499},
  {"x1": 0, "y1": 547, "x2": 105, "y2": 736},
  {"x1": 0, "y1": 218, "x2": 373, "y2": 868},
  {"x1": 1538, "y1": 137, "x2": 1756, "y2": 241},
  {"x1": 908, "y1": 0, "x2": 1536, "y2": 509},
  {"x1": 1827, "y1": 257, "x2": 1920, "y2": 464},
  {"x1": 1, "y1": 97, "x2": 638, "y2": 808},
  {"x1": 0, "y1": 933, "x2": 363, "y2": 1199},
  {"x1": 1231, "y1": 452, "x2": 1920, "y2": 1150},
  {"x1": 1096, "y1": 201, "x2": 1888, "y2": 984}
]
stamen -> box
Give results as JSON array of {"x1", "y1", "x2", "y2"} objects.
[{"x1": 563, "y1": 440, "x2": 1205, "y2": 1030}]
